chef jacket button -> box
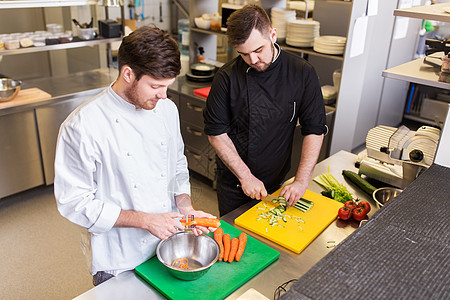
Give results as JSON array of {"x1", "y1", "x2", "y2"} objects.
[
  {"x1": 127, "y1": 152, "x2": 131, "y2": 156},
  {"x1": 153, "y1": 109, "x2": 157, "y2": 113},
  {"x1": 115, "y1": 118, "x2": 119, "y2": 123},
  {"x1": 141, "y1": 239, "x2": 147, "y2": 244},
  {"x1": 161, "y1": 141, "x2": 166, "y2": 146},
  {"x1": 161, "y1": 173, "x2": 166, "y2": 177},
  {"x1": 134, "y1": 184, "x2": 138, "y2": 188},
  {"x1": 162, "y1": 204, "x2": 166, "y2": 208}
]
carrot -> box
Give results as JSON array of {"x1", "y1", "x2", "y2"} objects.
[
  {"x1": 228, "y1": 238, "x2": 239, "y2": 263},
  {"x1": 235, "y1": 233, "x2": 247, "y2": 262},
  {"x1": 223, "y1": 234, "x2": 231, "y2": 262},
  {"x1": 180, "y1": 217, "x2": 221, "y2": 228},
  {"x1": 214, "y1": 227, "x2": 224, "y2": 261}
]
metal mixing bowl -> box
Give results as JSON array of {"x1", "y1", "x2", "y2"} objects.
[
  {"x1": 156, "y1": 231, "x2": 219, "y2": 281},
  {"x1": 0, "y1": 78, "x2": 22, "y2": 102},
  {"x1": 372, "y1": 187, "x2": 403, "y2": 208}
]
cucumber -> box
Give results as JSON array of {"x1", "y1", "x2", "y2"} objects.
[
  {"x1": 321, "y1": 190, "x2": 335, "y2": 199},
  {"x1": 342, "y1": 170, "x2": 377, "y2": 196}
]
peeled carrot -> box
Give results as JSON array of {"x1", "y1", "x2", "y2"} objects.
[
  {"x1": 235, "y1": 233, "x2": 247, "y2": 262},
  {"x1": 180, "y1": 217, "x2": 221, "y2": 228},
  {"x1": 228, "y1": 238, "x2": 239, "y2": 263},
  {"x1": 214, "y1": 227, "x2": 224, "y2": 261},
  {"x1": 223, "y1": 234, "x2": 231, "y2": 262}
]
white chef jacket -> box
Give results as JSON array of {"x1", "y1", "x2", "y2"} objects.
[{"x1": 54, "y1": 85, "x2": 190, "y2": 275}]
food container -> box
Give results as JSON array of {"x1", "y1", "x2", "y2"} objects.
[
  {"x1": 5, "y1": 39, "x2": 20, "y2": 50},
  {"x1": 58, "y1": 32, "x2": 73, "y2": 43},
  {"x1": 156, "y1": 231, "x2": 219, "y2": 281},
  {"x1": 32, "y1": 35, "x2": 46, "y2": 47},
  {"x1": 77, "y1": 27, "x2": 97, "y2": 40},
  {"x1": 0, "y1": 78, "x2": 22, "y2": 102},
  {"x1": 19, "y1": 38, "x2": 33, "y2": 48},
  {"x1": 46, "y1": 23, "x2": 63, "y2": 34},
  {"x1": 194, "y1": 17, "x2": 211, "y2": 30},
  {"x1": 45, "y1": 34, "x2": 61, "y2": 45},
  {"x1": 0, "y1": 39, "x2": 4, "y2": 50}
]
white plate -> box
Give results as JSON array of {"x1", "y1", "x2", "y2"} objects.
[
  {"x1": 315, "y1": 35, "x2": 346, "y2": 44},
  {"x1": 313, "y1": 45, "x2": 344, "y2": 55}
]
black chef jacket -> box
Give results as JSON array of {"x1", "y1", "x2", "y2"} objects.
[{"x1": 203, "y1": 46, "x2": 327, "y2": 192}]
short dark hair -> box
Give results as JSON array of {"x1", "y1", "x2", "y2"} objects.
[
  {"x1": 118, "y1": 25, "x2": 181, "y2": 80},
  {"x1": 226, "y1": 4, "x2": 272, "y2": 46}
]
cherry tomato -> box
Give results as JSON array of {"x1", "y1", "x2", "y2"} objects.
[
  {"x1": 338, "y1": 206, "x2": 352, "y2": 220},
  {"x1": 358, "y1": 201, "x2": 371, "y2": 213},
  {"x1": 344, "y1": 200, "x2": 357, "y2": 210},
  {"x1": 352, "y1": 207, "x2": 367, "y2": 221}
]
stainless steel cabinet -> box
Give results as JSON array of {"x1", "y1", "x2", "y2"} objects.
[
  {"x1": 35, "y1": 91, "x2": 100, "y2": 185},
  {"x1": 0, "y1": 110, "x2": 44, "y2": 198},
  {"x1": 179, "y1": 94, "x2": 216, "y2": 181}
]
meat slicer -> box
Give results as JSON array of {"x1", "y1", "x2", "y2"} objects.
[{"x1": 356, "y1": 125, "x2": 441, "y2": 189}]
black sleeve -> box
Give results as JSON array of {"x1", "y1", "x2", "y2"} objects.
[
  {"x1": 203, "y1": 68, "x2": 232, "y2": 136},
  {"x1": 297, "y1": 62, "x2": 327, "y2": 136}
]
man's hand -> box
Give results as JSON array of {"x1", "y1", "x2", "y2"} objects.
[
  {"x1": 178, "y1": 208, "x2": 218, "y2": 236},
  {"x1": 279, "y1": 180, "x2": 307, "y2": 207},
  {"x1": 139, "y1": 212, "x2": 185, "y2": 240},
  {"x1": 240, "y1": 174, "x2": 268, "y2": 200}
]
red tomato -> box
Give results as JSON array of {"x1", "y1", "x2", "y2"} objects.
[
  {"x1": 352, "y1": 207, "x2": 367, "y2": 221},
  {"x1": 338, "y1": 207, "x2": 352, "y2": 220},
  {"x1": 344, "y1": 200, "x2": 357, "y2": 210},
  {"x1": 358, "y1": 201, "x2": 371, "y2": 213}
]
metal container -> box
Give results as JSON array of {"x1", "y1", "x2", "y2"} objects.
[
  {"x1": 156, "y1": 231, "x2": 219, "y2": 281},
  {"x1": 372, "y1": 187, "x2": 403, "y2": 208},
  {"x1": 0, "y1": 78, "x2": 22, "y2": 102}
]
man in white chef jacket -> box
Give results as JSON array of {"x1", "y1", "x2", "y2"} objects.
[{"x1": 54, "y1": 25, "x2": 216, "y2": 286}]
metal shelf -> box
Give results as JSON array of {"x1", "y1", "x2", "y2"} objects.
[
  {"x1": 403, "y1": 114, "x2": 442, "y2": 127},
  {"x1": 190, "y1": 27, "x2": 344, "y2": 61},
  {"x1": 382, "y1": 57, "x2": 450, "y2": 90},
  {"x1": 0, "y1": 0, "x2": 97, "y2": 9},
  {"x1": 394, "y1": 3, "x2": 450, "y2": 23},
  {"x1": 0, "y1": 37, "x2": 122, "y2": 56}
]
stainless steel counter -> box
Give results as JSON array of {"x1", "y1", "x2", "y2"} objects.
[{"x1": 74, "y1": 150, "x2": 378, "y2": 300}]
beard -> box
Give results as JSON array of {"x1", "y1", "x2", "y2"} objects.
[
  {"x1": 252, "y1": 43, "x2": 275, "y2": 72},
  {"x1": 124, "y1": 80, "x2": 140, "y2": 108}
]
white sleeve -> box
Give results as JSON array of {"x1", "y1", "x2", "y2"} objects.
[
  {"x1": 173, "y1": 105, "x2": 191, "y2": 197},
  {"x1": 54, "y1": 120, "x2": 121, "y2": 234}
]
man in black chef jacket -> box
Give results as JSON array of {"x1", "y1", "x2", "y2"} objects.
[{"x1": 203, "y1": 4, "x2": 328, "y2": 216}]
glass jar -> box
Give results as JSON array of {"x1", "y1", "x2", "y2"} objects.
[{"x1": 178, "y1": 19, "x2": 190, "y2": 57}]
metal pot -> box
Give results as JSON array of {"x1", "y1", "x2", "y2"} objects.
[
  {"x1": 0, "y1": 78, "x2": 22, "y2": 102},
  {"x1": 372, "y1": 187, "x2": 403, "y2": 208},
  {"x1": 190, "y1": 63, "x2": 216, "y2": 76},
  {"x1": 156, "y1": 231, "x2": 219, "y2": 281}
]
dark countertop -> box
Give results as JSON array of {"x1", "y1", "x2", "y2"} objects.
[{"x1": 281, "y1": 163, "x2": 450, "y2": 300}]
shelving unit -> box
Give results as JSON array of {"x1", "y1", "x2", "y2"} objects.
[
  {"x1": 0, "y1": 37, "x2": 122, "y2": 56},
  {"x1": 382, "y1": 2, "x2": 450, "y2": 127}
]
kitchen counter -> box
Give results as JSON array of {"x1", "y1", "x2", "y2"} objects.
[{"x1": 74, "y1": 150, "x2": 375, "y2": 299}]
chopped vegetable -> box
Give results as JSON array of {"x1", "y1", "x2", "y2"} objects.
[
  {"x1": 214, "y1": 227, "x2": 224, "y2": 261},
  {"x1": 222, "y1": 234, "x2": 231, "y2": 261},
  {"x1": 228, "y1": 238, "x2": 239, "y2": 263},
  {"x1": 313, "y1": 169, "x2": 354, "y2": 203},
  {"x1": 294, "y1": 198, "x2": 314, "y2": 212},
  {"x1": 235, "y1": 233, "x2": 247, "y2": 262},
  {"x1": 172, "y1": 258, "x2": 189, "y2": 269}
]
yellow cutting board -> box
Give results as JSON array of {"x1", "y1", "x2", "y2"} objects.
[{"x1": 235, "y1": 189, "x2": 343, "y2": 254}]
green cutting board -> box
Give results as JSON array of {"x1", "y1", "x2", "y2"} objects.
[{"x1": 135, "y1": 221, "x2": 279, "y2": 300}]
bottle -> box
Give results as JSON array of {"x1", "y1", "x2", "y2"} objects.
[
  {"x1": 177, "y1": 19, "x2": 190, "y2": 57},
  {"x1": 198, "y1": 47, "x2": 205, "y2": 63}
]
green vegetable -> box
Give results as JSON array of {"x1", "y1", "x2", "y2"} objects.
[
  {"x1": 342, "y1": 170, "x2": 377, "y2": 196},
  {"x1": 294, "y1": 198, "x2": 314, "y2": 212},
  {"x1": 321, "y1": 190, "x2": 335, "y2": 199},
  {"x1": 313, "y1": 169, "x2": 354, "y2": 203}
]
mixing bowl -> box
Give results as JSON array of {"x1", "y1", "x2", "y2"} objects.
[
  {"x1": 0, "y1": 78, "x2": 22, "y2": 102},
  {"x1": 372, "y1": 187, "x2": 403, "y2": 208},
  {"x1": 156, "y1": 231, "x2": 219, "y2": 281}
]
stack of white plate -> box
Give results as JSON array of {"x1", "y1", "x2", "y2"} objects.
[
  {"x1": 271, "y1": 7, "x2": 296, "y2": 40},
  {"x1": 286, "y1": 19, "x2": 320, "y2": 48},
  {"x1": 313, "y1": 35, "x2": 346, "y2": 55}
]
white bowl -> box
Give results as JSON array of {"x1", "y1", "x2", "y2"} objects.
[{"x1": 194, "y1": 18, "x2": 211, "y2": 30}]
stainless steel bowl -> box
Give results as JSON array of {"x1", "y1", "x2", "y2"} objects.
[
  {"x1": 372, "y1": 187, "x2": 403, "y2": 208},
  {"x1": 0, "y1": 78, "x2": 22, "y2": 102},
  {"x1": 156, "y1": 231, "x2": 219, "y2": 281}
]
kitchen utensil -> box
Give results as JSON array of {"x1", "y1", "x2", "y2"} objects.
[
  {"x1": 156, "y1": 231, "x2": 219, "y2": 281},
  {"x1": 358, "y1": 125, "x2": 440, "y2": 188},
  {"x1": 77, "y1": 27, "x2": 97, "y2": 40},
  {"x1": 185, "y1": 71, "x2": 214, "y2": 82},
  {"x1": 0, "y1": 78, "x2": 22, "y2": 102},
  {"x1": 0, "y1": 88, "x2": 51, "y2": 108},
  {"x1": 372, "y1": 187, "x2": 402, "y2": 208},
  {"x1": 136, "y1": 221, "x2": 279, "y2": 300},
  {"x1": 235, "y1": 189, "x2": 343, "y2": 254}
]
